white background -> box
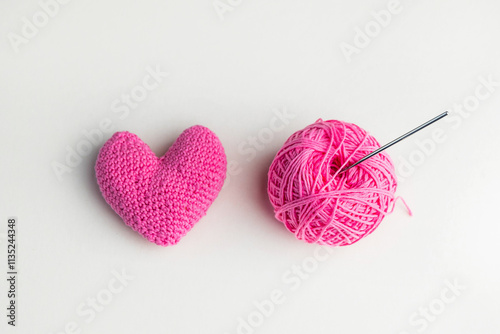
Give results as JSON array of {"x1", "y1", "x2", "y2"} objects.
[{"x1": 1, "y1": 0, "x2": 500, "y2": 333}]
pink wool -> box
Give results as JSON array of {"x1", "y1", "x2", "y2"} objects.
[
  {"x1": 95, "y1": 126, "x2": 226, "y2": 246},
  {"x1": 268, "y1": 119, "x2": 403, "y2": 246}
]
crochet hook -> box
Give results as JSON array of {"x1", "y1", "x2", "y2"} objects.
[{"x1": 340, "y1": 111, "x2": 449, "y2": 173}]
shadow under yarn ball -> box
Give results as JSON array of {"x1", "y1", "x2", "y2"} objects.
[{"x1": 267, "y1": 119, "x2": 398, "y2": 247}]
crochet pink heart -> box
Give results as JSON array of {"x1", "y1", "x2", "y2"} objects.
[{"x1": 95, "y1": 126, "x2": 226, "y2": 246}]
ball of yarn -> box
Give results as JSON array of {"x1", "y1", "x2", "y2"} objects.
[{"x1": 267, "y1": 119, "x2": 398, "y2": 246}]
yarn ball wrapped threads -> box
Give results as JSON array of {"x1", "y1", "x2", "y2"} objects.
[{"x1": 267, "y1": 119, "x2": 398, "y2": 246}]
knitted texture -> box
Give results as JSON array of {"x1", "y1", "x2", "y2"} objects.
[
  {"x1": 268, "y1": 119, "x2": 398, "y2": 247},
  {"x1": 95, "y1": 126, "x2": 227, "y2": 246}
]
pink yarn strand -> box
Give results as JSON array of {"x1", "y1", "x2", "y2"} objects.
[{"x1": 268, "y1": 119, "x2": 406, "y2": 246}]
